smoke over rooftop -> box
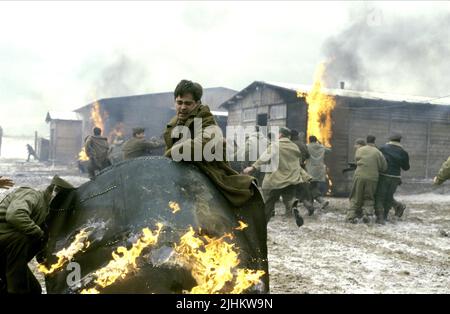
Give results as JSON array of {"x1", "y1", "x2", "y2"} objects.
[
  {"x1": 322, "y1": 5, "x2": 450, "y2": 97},
  {"x1": 82, "y1": 53, "x2": 152, "y2": 100}
]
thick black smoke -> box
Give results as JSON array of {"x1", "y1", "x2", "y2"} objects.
[{"x1": 322, "y1": 6, "x2": 450, "y2": 97}]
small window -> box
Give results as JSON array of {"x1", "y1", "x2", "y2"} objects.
[
  {"x1": 269, "y1": 104, "x2": 287, "y2": 120},
  {"x1": 243, "y1": 108, "x2": 257, "y2": 122}
]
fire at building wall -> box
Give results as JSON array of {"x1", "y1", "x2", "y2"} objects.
[
  {"x1": 220, "y1": 77, "x2": 450, "y2": 196},
  {"x1": 74, "y1": 87, "x2": 236, "y2": 144},
  {"x1": 44, "y1": 88, "x2": 236, "y2": 164}
]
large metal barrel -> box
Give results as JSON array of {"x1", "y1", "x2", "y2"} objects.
[{"x1": 44, "y1": 157, "x2": 268, "y2": 294}]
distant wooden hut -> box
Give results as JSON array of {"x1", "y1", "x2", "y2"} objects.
[
  {"x1": 220, "y1": 81, "x2": 450, "y2": 195},
  {"x1": 45, "y1": 111, "x2": 82, "y2": 163}
]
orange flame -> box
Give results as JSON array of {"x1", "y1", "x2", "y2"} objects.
[
  {"x1": 169, "y1": 201, "x2": 181, "y2": 214},
  {"x1": 108, "y1": 122, "x2": 125, "y2": 143},
  {"x1": 78, "y1": 213, "x2": 263, "y2": 294},
  {"x1": 234, "y1": 220, "x2": 248, "y2": 231},
  {"x1": 174, "y1": 227, "x2": 265, "y2": 294},
  {"x1": 91, "y1": 101, "x2": 105, "y2": 130},
  {"x1": 326, "y1": 171, "x2": 333, "y2": 195},
  {"x1": 78, "y1": 147, "x2": 89, "y2": 161},
  {"x1": 78, "y1": 100, "x2": 109, "y2": 160},
  {"x1": 301, "y1": 62, "x2": 336, "y2": 148},
  {"x1": 80, "y1": 224, "x2": 163, "y2": 294},
  {"x1": 39, "y1": 229, "x2": 91, "y2": 275}
]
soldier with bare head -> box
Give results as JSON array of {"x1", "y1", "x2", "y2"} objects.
[
  {"x1": 122, "y1": 127, "x2": 161, "y2": 160},
  {"x1": 84, "y1": 127, "x2": 111, "y2": 180},
  {"x1": 347, "y1": 137, "x2": 387, "y2": 224},
  {"x1": 374, "y1": 133, "x2": 410, "y2": 224}
]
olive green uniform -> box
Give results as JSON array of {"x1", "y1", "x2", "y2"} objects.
[
  {"x1": 0, "y1": 187, "x2": 50, "y2": 293},
  {"x1": 252, "y1": 137, "x2": 312, "y2": 219},
  {"x1": 122, "y1": 137, "x2": 161, "y2": 160},
  {"x1": 0, "y1": 176, "x2": 74, "y2": 294},
  {"x1": 84, "y1": 135, "x2": 110, "y2": 179},
  {"x1": 347, "y1": 145, "x2": 387, "y2": 221},
  {"x1": 305, "y1": 142, "x2": 331, "y2": 207},
  {"x1": 435, "y1": 156, "x2": 450, "y2": 185}
]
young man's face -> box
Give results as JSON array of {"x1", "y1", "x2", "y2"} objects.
[
  {"x1": 135, "y1": 132, "x2": 145, "y2": 139},
  {"x1": 175, "y1": 93, "x2": 199, "y2": 121}
]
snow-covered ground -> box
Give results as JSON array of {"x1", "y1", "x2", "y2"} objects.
[
  {"x1": 268, "y1": 196, "x2": 450, "y2": 294},
  {"x1": 1, "y1": 159, "x2": 449, "y2": 294}
]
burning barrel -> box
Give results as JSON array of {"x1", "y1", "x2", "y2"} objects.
[{"x1": 42, "y1": 156, "x2": 269, "y2": 294}]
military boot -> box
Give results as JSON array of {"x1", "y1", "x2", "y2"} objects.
[
  {"x1": 361, "y1": 207, "x2": 372, "y2": 224},
  {"x1": 375, "y1": 209, "x2": 385, "y2": 225},
  {"x1": 293, "y1": 207, "x2": 304, "y2": 227},
  {"x1": 394, "y1": 202, "x2": 406, "y2": 218},
  {"x1": 303, "y1": 199, "x2": 315, "y2": 216},
  {"x1": 291, "y1": 200, "x2": 304, "y2": 227},
  {"x1": 384, "y1": 208, "x2": 389, "y2": 221},
  {"x1": 316, "y1": 196, "x2": 330, "y2": 210},
  {"x1": 346, "y1": 210, "x2": 359, "y2": 224}
]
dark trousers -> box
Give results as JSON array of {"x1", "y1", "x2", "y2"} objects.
[
  {"x1": 375, "y1": 175, "x2": 401, "y2": 217},
  {"x1": 297, "y1": 182, "x2": 312, "y2": 203},
  {"x1": 310, "y1": 181, "x2": 328, "y2": 200},
  {"x1": 27, "y1": 152, "x2": 39, "y2": 162},
  {"x1": 263, "y1": 185, "x2": 298, "y2": 221},
  {"x1": 0, "y1": 232, "x2": 43, "y2": 294},
  {"x1": 87, "y1": 159, "x2": 111, "y2": 179}
]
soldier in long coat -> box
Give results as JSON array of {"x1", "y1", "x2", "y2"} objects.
[
  {"x1": 164, "y1": 80, "x2": 269, "y2": 289},
  {"x1": 244, "y1": 127, "x2": 312, "y2": 227},
  {"x1": 164, "y1": 80, "x2": 257, "y2": 208},
  {"x1": 305, "y1": 136, "x2": 331, "y2": 210},
  {"x1": 84, "y1": 127, "x2": 110, "y2": 179}
]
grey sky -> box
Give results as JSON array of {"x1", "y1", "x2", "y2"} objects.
[{"x1": 0, "y1": 1, "x2": 449, "y2": 136}]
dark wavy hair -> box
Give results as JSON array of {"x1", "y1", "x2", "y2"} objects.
[{"x1": 174, "y1": 80, "x2": 203, "y2": 102}]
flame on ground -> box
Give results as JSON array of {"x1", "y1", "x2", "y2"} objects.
[
  {"x1": 174, "y1": 227, "x2": 264, "y2": 294},
  {"x1": 39, "y1": 229, "x2": 91, "y2": 275},
  {"x1": 80, "y1": 223, "x2": 163, "y2": 294},
  {"x1": 169, "y1": 201, "x2": 181, "y2": 214},
  {"x1": 300, "y1": 62, "x2": 336, "y2": 148},
  {"x1": 234, "y1": 220, "x2": 248, "y2": 231}
]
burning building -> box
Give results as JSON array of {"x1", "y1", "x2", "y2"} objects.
[
  {"x1": 74, "y1": 87, "x2": 237, "y2": 143},
  {"x1": 220, "y1": 81, "x2": 450, "y2": 195}
]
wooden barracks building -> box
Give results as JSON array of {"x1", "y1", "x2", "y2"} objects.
[{"x1": 220, "y1": 81, "x2": 450, "y2": 195}]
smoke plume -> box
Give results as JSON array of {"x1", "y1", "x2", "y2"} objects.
[
  {"x1": 85, "y1": 53, "x2": 151, "y2": 100},
  {"x1": 322, "y1": 5, "x2": 450, "y2": 97}
]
